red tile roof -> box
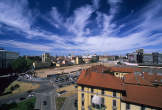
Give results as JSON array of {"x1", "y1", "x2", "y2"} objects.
[
  {"x1": 109, "y1": 66, "x2": 141, "y2": 73},
  {"x1": 142, "y1": 72, "x2": 162, "y2": 83},
  {"x1": 77, "y1": 65, "x2": 162, "y2": 109},
  {"x1": 124, "y1": 73, "x2": 153, "y2": 86},
  {"x1": 77, "y1": 70, "x2": 124, "y2": 91},
  {"x1": 123, "y1": 84, "x2": 162, "y2": 108}
]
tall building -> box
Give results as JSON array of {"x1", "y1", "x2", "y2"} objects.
[
  {"x1": 152, "y1": 52, "x2": 159, "y2": 64},
  {"x1": 75, "y1": 56, "x2": 84, "y2": 65},
  {"x1": 158, "y1": 54, "x2": 162, "y2": 64},
  {"x1": 128, "y1": 49, "x2": 162, "y2": 65},
  {"x1": 128, "y1": 49, "x2": 143, "y2": 63},
  {"x1": 0, "y1": 49, "x2": 19, "y2": 69},
  {"x1": 77, "y1": 65, "x2": 162, "y2": 110},
  {"x1": 136, "y1": 49, "x2": 143, "y2": 63},
  {"x1": 42, "y1": 53, "x2": 50, "y2": 62},
  {"x1": 128, "y1": 53, "x2": 137, "y2": 63},
  {"x1": 143, "y1": 53, "x2": 162, "y2": 65}
]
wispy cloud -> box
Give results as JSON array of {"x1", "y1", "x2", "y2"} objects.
[
  {"x1": 0, "y1": 40, "x2": 52, "y2": 51},
  {"x1": 0, "y1": 0, "x2": 162, "y2": 54},
  {"x1": 0, "y1": 0, "x2": 32, "y2": 30},
  {"x1": 0, "y1": 0, "x2": 67, "y2": 49},
  {"x1": 65, "y1": 5, "x2": 94, "y2": 36}
]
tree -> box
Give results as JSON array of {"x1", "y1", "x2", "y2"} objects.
[{"x1": 11, "y1": 57, "x2": 33, "y2": 73}]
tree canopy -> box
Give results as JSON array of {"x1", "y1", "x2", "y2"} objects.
[{"x1": 11, "y1": 57, "x2": 33, "y2": 73}]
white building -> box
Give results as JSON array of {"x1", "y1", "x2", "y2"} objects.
[{"x1": 42, "y1": 53, "x2": 50, "y2": 62}]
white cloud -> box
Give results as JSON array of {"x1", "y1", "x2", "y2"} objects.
[
  {"x1": 0, "y1": 0, "x2": 67, "y2": 46},
  {"x1": 0, "y1": 40, "x2": 52, "y2": 51},
  {"x1": 65, "y1": 5, "x2": 94, "y2": 36},
  {"x1": 108, "y1": 0, "x2": 122, "y2": 15},
  {"x1": 0, "y1": 0, "x2": 32, "y2": 30},
  {"x1": 50, "y1": 7, "x2": 64, "y2": 28},
  {"x1": 0, "y1": 0, "x2": 162, "y2": 54}
]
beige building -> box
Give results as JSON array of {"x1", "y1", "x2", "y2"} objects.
[{"x1": 77, "y1": 65, "x2": 162, "y2": 110}]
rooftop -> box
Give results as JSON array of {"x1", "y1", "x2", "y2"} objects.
[
  {"x1": 77, "y1": 65, "x2": 162, "y2": 109},
  {"x1": 77, "y1": 70, "x2": 124, "y2": 91}
]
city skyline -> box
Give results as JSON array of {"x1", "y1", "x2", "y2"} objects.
[{"x1": 0, "y1": 0, "x2": 162, "y2": 56}]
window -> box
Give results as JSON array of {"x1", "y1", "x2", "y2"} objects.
[
  {"x1": 82, "y1": 93, "x2": 84, "y2": 99},
  {"x1": 82, "y1": 101, "x2": 84, "y2": 106},
  {"x1": 101, "y1": 97, "x2": 104, "y2": 106},
  {"x1": 101, "y1": 89, "x2": 104, "y2": 95},
  {"x1": 113, "y1": 91, "x2": 116, "y2": 97},
  {"x1": 91, "y1": 88, "x2": 94, "y2": 93},
  {"x1": 81, "y1": 86, "x2": 84, "y2": 91},
  {"x1": 113, "y1": 100, "x2": 116, "y2": 107},
  {"x1": 91, "y1": 95, "x2": 93, "y2": 100},
  {"x1": 126, "y1": 103, "x2": 130, "y2": 110},
  {"x1": 141, "y1": 106, "x2": 145, "y2": 110}
]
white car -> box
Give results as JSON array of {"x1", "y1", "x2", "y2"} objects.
[{"x1": 27, "y1": 94, "x2": 34, "y2": 97}]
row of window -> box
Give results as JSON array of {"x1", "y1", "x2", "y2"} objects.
[
  {"x1": 81, "y1": 86, "x2": 117, "y2": 97},
  {"x1": 125, "y1": 104, "x2": 148, "y2": 110},
  {"x1": 81, "y1": 93, "x2": 117, "y2": 108},
  {"x1": 81, "y1": 92, "x2": 152, "y2": 110}
]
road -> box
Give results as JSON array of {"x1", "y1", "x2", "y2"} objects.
[
  {"x1": 35, "y1": 88, "x2": 56, "y2": 110},
  {"x1": 61, "y1": 95, "x2": 77, "y2": 110}
]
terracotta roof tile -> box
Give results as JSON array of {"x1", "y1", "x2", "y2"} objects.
[
  {"x1": 77, "y1": 65, "x2": 162, "y2": 108},
  {"x1": 123, "y1": 84, "x2": 162, "y2": 108},
  {"x1": 77, "y1": 70, "x2": 124, "y2": 91},
  {"x1": 124, "y1": 73, "x2": 153, "y2": 86}
]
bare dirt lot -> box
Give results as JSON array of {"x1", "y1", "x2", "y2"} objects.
[{"x1": 35, "y1": 62, "x2": 116, "y2": 78}]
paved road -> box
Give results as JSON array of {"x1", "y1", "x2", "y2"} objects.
[
  {"x1": 35, "y1": 88, "x2": 56, "y2": 110},
  {"x1": 61, "y1": 95, "x2": 77, "y2": 110}
]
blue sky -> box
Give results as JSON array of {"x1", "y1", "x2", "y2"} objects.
[{"x1": 0, "y1": 0, "x2": 162, "y2": 56}]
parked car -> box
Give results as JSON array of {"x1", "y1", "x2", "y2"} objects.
[{"x1": 20, "y1": 97, "x2": 26, "y2": 100}]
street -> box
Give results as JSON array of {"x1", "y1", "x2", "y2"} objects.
[
  {"x1": 35, "y1": 88, "x2": 56, "y2": 110},
  {"x1": 61, "y1": 95, "x2": 77, "y2": 110},
  {"x1": 0, "y1": 77, "x2": 57, "y2": 110}
]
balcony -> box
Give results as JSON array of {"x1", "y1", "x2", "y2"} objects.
[
  {"x1": 112, "y1": 106, "x2": 117, "y2": 110},
  {"x1": 88, "y1": 104, "x2": 106, "y2": 110}
]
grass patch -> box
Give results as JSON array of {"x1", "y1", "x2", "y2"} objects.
[
  {"x1": 56, "y1": 97, "x2": 66, "y2": 110},
  {"x1": 0, "y1": 97, "x2": 36, "y2": 110},
  {"x1": 2, "y1": 81, "x2": 40, "y2": 97}
]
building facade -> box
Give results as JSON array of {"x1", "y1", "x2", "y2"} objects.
[
  {"x1": 77, "y1": 65, "x2": 162, "y2": 110},
  {"x1": 42, "y1": 53, "x2": 50, "y2": 62},
  {"x1": 128, "y1": 53, "x2": 137, "y2": 63},
  {"x1": 0, "y1": 49, "x2": 19, "y2": 69}
]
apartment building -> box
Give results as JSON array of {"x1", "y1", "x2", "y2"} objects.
[
  {"x1": 77, "y1": 65, "x2": 162, "y2": 110},
  {"x1": 0, "y1": 49, "x2": 19, "y2": 69}
]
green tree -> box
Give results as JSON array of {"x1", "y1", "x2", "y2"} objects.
[{"x1": 11, "y1": 57, "x2": 33, "y2": 73}]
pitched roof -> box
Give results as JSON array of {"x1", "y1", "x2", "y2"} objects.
[
  {"x1": 123, "y1": 84, "x2": 162, "y2": 108},
  {"x1": 109, "y1": 66, "x2": 141, "y2": 73},
  {"x1": 124, "y1": 73, "x2": 153, "y2": 86},
  {"x1": 77, "y1": 65, "x2": 162, "y2": 109},
  {"x1": 77, "y1": 70, "x2": 124, "y2": 91}
]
